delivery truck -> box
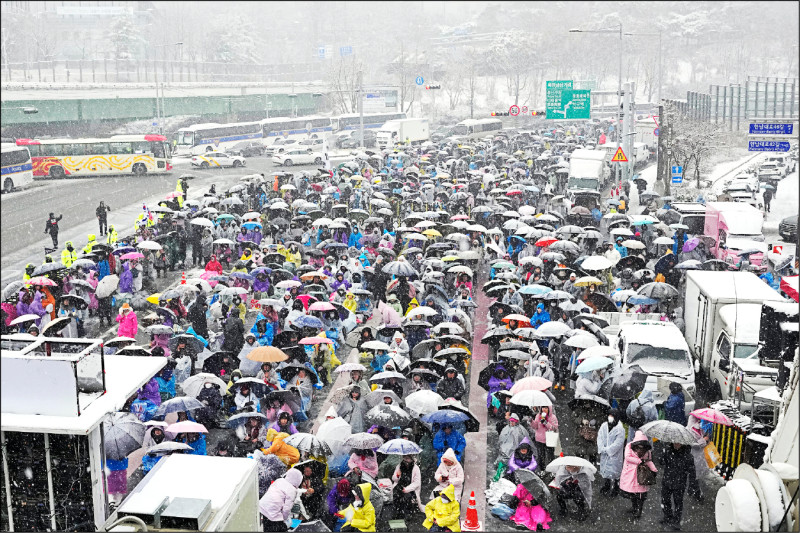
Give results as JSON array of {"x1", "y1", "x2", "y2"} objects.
[
  {"x1": 376, "y1": 118, "x2": 429, "y2": 149},
  {"x1": 683, "y1": 271, "x2": 788, "y2": 402},
  {"x1": 704, "y1": 201, "x2": 767, "y2": 266},
  {"x1": 567, "y1": 148, "x2": 610, "y2": 192}
]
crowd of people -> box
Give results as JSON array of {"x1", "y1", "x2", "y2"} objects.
[{"x1": 2, "y1": 122, "x2": 796, "y2": 533}]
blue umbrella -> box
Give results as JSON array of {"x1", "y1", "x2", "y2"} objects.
[
  {"x1": 630, "y1": 219, "x2": 654, "y2": 226},
  {"x1": 229, "y1": 272, "x2": 255, "y2": 281},
  {"x1": 575, "y1": 356, "x2": 614, "y2": 374},
  {"x1": 377, "y1": 438, "x2": 422, "y2": 455},
  {"x1": 626, "y1": 295, "x2": 659, "y2": 305},
  {"x1": 519, "y1": 284, "x2": 552, "y2": 296},
  {"x1": 294, "y1": 315, "x2": 324, "y2": 329},
  {"x1": 242, "y1": 221, "x2": 263, "y2": 229},
  {"x1": 421, "y1": 410, "x2": 470, "y2": 425}
]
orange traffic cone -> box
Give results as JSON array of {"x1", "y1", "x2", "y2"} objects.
[
  {"x1": 461, "y1": 490, "x2": 482, "y2": 531},
  {"x1": 180, "y1": 271, "x2": 186, "y2": 285}
]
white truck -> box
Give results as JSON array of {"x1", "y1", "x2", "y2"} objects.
[
  {"x1": 376, "y1": 118, "x2": 429, "y2": 149},
  {"x1": 567, "y1": 148, "x2": 610, "y2": 192},
  {"x1": 683, "y1": 271, "x2": 788, "y2": 402}
]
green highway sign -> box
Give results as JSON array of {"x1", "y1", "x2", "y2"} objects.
[{"x1": 546, "y1": 82, "x2": 591, "y2": 120}]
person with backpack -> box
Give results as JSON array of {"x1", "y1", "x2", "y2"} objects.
[{"x1": 625, "y1": 389, "x2": 658, "y2": 444}]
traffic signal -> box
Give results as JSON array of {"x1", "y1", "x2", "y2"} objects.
[
  {"x1": 530, "y1": 110, "x2": 545, "y2": 116},
  {"x1": 425, "y1": 84, "x2": 441, "y2": 90}
]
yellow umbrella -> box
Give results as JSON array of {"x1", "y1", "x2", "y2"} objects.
[
  {"x1": 246, "y1": 346, "x2": 288, "y2": 363},
  {"x1": 422, "y1": 229, "x2": 442, "y2": 238},
  {"x1": 573, "y1": 276, "x2": 604, "y2": 287},
  {"x1": 441, "y1": 255, "x2": 460, "y2": 262},
  {"x1": 146, "y1": 293, "x2": 161, "y2": 305}
]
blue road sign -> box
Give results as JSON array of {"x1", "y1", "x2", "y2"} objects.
[
  {"x1": 339, "y1": 46, "x2": 353, "y2": 57},
  {"x1": 749, "y1": 123, "x2": 793, "y2": 135},
  {"x1": 654, "y1": 127, "x2": 659, "y2": 137},
  {"x1": 749, "y1": 140, "x2": 791, "y2": 152},
  {"x1": 415, "y1": 76, "x2": 424, "y2": 86},
  {"x1": 317, "y1": 47, "x2": 326, "y2": 59},
  {"x1": 671, "y1": 165, "x2": 683, "y2": 184}
]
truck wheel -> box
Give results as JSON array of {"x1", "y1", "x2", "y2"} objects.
[{"x1": 3, "y1": 178, "x2": 13, "y2": 193}]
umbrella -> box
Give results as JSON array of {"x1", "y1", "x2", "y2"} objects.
[
  {"x1": 137, "y1": 240, "x2": 162, "y2": 250},
  {"x1": 165, "y1": 421, "x2": 208, "y2": 434},
  {"x1": 621, "y1": 240, "x2": 646, "y2": 250},
  {"x1": 246, "y1": 346, "x2": 288, "y2": 363},
  {"x1": 32, "y1": 262, "x2": 65, "y2": 276},
  {"x1": 180, "y1": 374, "x2": 233, "y2": 399},
  {"x1": 560, "y1": 299, "x2": 591, "y2": 312},
  {"x1": 544, "y1": 290, "x2": 572, "y2": 301},
  {"x1": 564, "y1": 335, "x2": 599, "y2": 349},
  {"x1": 545, "y1": 455, "x2": 597, "y2": 475},
  {"x1": 421, "y1": 410, "x2": 471, "y2": 425},
  {"x1": 364, "y1": 404, "x2": 412, "y2": 428},
  {"x1": 145, "y1": 324, "x2": 174, "y2": 335},
  {"x1": 518, "y1": 284, "x2": 552, "y2": 296},
  {"x1": 334, "y1": 363, "x2": 369, "y2": 374},
  {"x1": 573, "y1": 275, "x2": 603, "y2": 287},
  {"x1": 293, "y1": 315, "x2": 324, "y2": 329},
  {"x1": 577, "y1": 345, "x2": 619, "y2": 361},
  {"x1": 682, "y1": 237, "x2": 701, "y2": 252},
  {"x1": 515, "y1": 468, "x2": 556, "y2": 511},
  {"x1": 690, "y1": 407, "x2": 733, "y2": 426},
  {"x1": 226, "y1": 411, "x2": 268, "y2": 426},
  {"x1": 637, "y1": 282, "x2": 679, "y2": 300},
  {"x1": 95, "y1": 274, "x2": 119, "y2": 298},
  {"x1": 382, "y1": 260, "x2": 418, "y2": 277},
  {"x1": 344, "y1": 432, "x2": 384, "y2": 449},
  {"x1": 298, "y1": 336, "x2": 333, "y2": 346},
  {"x1": 365, "y1": 389, "x2": 403, "y2": 409},
  {"x1": 154, "y1": 396, "x2": 205, "y2": 418},
  {"x1": 404, "y1": 390, "x2": 445, "y2": 417},
  {"x1": 103, "y1": 412, "x2": 145, "y2": 461},
  {"x1": 290, "y1": 519, "x2": 332, "y2": 532},
  {"x1": 536, "y1": 321, "x2": 570, "y2": 337},
  {"x1": 377, "y1": 439, "x2": 422, "y2": 455},
  {"x1": 284, "y1": 433, "x2": 332, "y2": 456},
  {"x1": 510, "y1": 390, "x2": 552, "y2": 408},
  {"x1": 575, "y1": 356, "x2": 614, "y2": 374},
  {"x1": 510, "y1": 376, "x2": 553, "y2": 394},
  {"x1": 26, "y1": 276, "x2": 57, "y2": 287},
  {"x1": 597, "y1": 364, "x2": 647, "y2": 400},
  {"x1": 120, "y1": 252, "x2": 145, "y2": 260},
  {"x1": 674, "y1": 260, "x2": 702, "y2": 270},
  {"x1": 640, "y1": 420, "x2": 703, "y2": 445},
  {"x1": 9, "y1": 314, "x2": 40, "y2": 326}
]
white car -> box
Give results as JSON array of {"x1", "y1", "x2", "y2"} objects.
[
  {"x1": 298, "y1": 138, "x2": 324, "y2": 149},
  {"x1": 265, "y1": 138, "x2": 300, "y2": 155},
  {"x1": 272, "y1": 149, "x2": 324, "y2": 167},
  {"x1": 191, "y1": 151, "x2": 246, "y2": 169}
]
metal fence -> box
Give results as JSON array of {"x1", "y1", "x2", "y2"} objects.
[
  {"x1": 0, "y1": 58, "x2": 326, "y2": 84},
  {"x1": 663, "y1": 76, "x2": 799, "y2": 131}
]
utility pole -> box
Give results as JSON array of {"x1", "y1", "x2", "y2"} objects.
[
  {"x1": 622, "y1": 81, "x2": 635, "y2": 183},
  {"x1": 616, "y1": 22, "x2": 622, "y2": 186},
  {"x1": 358, "y1": 69, "x2": 364, "y2": 148}
]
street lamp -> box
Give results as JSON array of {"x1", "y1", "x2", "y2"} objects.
[
  {"x1": 569, "y1": 23, "x2": 623, "y2": 184},
  {"x1": 153, "y1": 42, "x2": 183, "y2": 134}
]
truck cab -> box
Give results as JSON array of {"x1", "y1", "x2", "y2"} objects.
[{"x1": 704, "y1": 201, "x2": 766, "y2": 266}]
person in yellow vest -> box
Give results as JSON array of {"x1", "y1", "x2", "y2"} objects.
[
  {"x1": 107, "y1": 225, "x2": 118, "y2": 246},
  {"x1": 23, "y1": 263, "x2": 35, "y2": 281},
  {"x1": 175, "y1": 178, "x2": 186, "y2": 208},
  {"x1": 61, "y1": 242, "x2": 77, "y2": 267},
  {"x1": 82, "y1": 234, "x2": 96, "y2": 254},
  {"x1": 134, "y1": 214, "x2": 155, "y2": 230}
]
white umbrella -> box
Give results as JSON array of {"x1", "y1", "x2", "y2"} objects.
[
  {"x1": 580, "y1": 256, "x2": 613, "y2": 271},
  {"x1": 137, "y1": 240, "x2": 162, "y2": 250},
  {"x1": 95, "y1": 274, "x2": 119, "y2": 299},
  {"x1": 564, "y1": 335, "x2": 599, "y2": 349},
  {"x1": 213, "y1": 238, "x2": 235, "y2": 245},
  {"x1": 404, "y1": 390, "x2": 445, "y2": 417},
  {"x1": 361, "y1": 340, "x2": 391, "y2": 351},
  {"x1": 621, "y1": 240, "x2": 646, "y2": 250},
  {"x1": 577, "y1": 345, "x2": 619, "y2": 361},
  {"x1": 9, "y1": 314, "x2": 40, "y2": 326},
  {"x1": 406, "y1": 306, "x2": 437, "y2": 319},
  {"x1": 545, "y1": 455, "x2": 597, "y2": 475},
  {"x1": 536, "y1": 321, "x2": 570, "y2": 337},
  {"x1": 190, "y1": 217, "x2": 214, "y2": 227},
  {"x1": 510, "y1": 389, "x2": 552, "y2": 408}
]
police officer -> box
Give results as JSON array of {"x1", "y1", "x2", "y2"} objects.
[{"x1": 61, "y1": 241, "x2": 77, "y2": 267}]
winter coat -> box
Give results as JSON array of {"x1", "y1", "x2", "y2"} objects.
[
  {"x1": 434, "y1": 448, "x2": 464, "y2": 500},
  {"x1": 554, "y1": 465, "x2": 594, "y2": 509},
  {"x1": 183, "y1": 434, "x2": 207, "y2": 456},
  {"x1": 498, "y1": 423, "x2": 531, "y2": 464},
  {"x1": 664, "y1": 391, "x2": 687, "y2": 425},
  {"x1": 259, "y1": 468, "x2": 303, "y2": 522},
  {"x1": 221, "y1": 315, "x2": 245, "y2": 354},
  {"x1": 626, "y1": 390, "x2": 658, "y2": 426},
  {"x1": 119, "y1": 263, "x2": 133, "y2": 294},
  {"x1": 262, "y1": 430, "x2": 300, "y2": 466},
  {"x1": 423, "y1": 484, "x2": 461, "y2": 532},
  {"x1": 532, "y1": 363, "x2": 555, "y2": 384},
  {"x1": 436, "y1": 376, "x2": 465, "y2": 401},
  {"x1": 327, "y1": 482, "x2": 355, "y2": 517},
  {"x1": 342, "y1": 483, "x2": 376, "y2": 532},
  {"x1": 347, "y1": 451, "x2": 379, "y2": 478},
  {"x1": 662, "y1": 443, "x2": 693, "y2": 490},
  {"x1": 188, "y1": 295, "x2": 209, "y2": 339},
  {"x1": 392, "y1": 461, "x2": 425, "y2": 512},
  {"x1": 433, "y1": 429, "x2": 466, "y2": 464},
  {"x1": 530, "y1": 309, "x2": 551, "y2": 328},
  {"x1": 530, "y1": 410, "x2": 559, "y2": 444},
  {"x1": 619, "y1": 430, "x2": 658, "y2": 494},
  {"x1": 510, "y1": 483, "x2": 552, "y2": 531},
  {"x1": 138, "y1": 378, "x2": 162, "y2": 406},
  {"x1": 116, "y1": 310, "x2": 138, "y2": 339},
  {"x1": 487, "y1": 365, "x2": 514, "y2": 408},
  {"x1": 507, "y1": 437, "x2": 538, "y2": 473},
  {"x1": 597, "y1": 420, "x2": 625, "y2": 480},
  {"x1": 575, "y1": 375, "x2": 602, "y2": 399},
  {"x1": 337, "y1": 397, "x2": 366, "y2": 433}
]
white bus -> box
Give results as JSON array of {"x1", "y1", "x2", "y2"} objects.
[
  {"x1": 451, "y1": 118, "x2": 503, "y2": 139},
  {"x1": 332, "y1": 112, "x2": 407, "y2": 132},
  {"x1": 175, "y1": 121, "x2": 264, "y2": 156},
  {"x1": 1, "y1": 143, "x2": 34, "y2": 193},
  {"x1": 260, "y1": 116, "x2": 334, "y2": 146}
]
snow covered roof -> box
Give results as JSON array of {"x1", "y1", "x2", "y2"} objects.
[
  {"x1": 706, "y1": 201, "x2": 764, "y2": 235},
  {"x1": 619, "y1": 322, "x2": 690, "y2": 350},
  {"x1": 686, "y1": 271, "x2": 786, "y2": 302},
  {"x1": 1, "y1": 355, "x2": 165, "y2": 435}
]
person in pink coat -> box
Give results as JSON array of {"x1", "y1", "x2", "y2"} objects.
[
  {"x1": 86, "y1": 270, "x2": 99, "y2": 313},
  {"x1": 530, "y1": 406, "x2": 558, "y2": 470},
  {"x1": 510, "y1": 482, "x2": 553, "y2": 530},
  {"x1": 619, "y1": 430, "x2": 658, "y2": 519},
  {"x1": 346, "y1": 448, "x2": 379, "y2": 479},
  {"x1": 115, "y1": 303, "x2": 138, "y2": 339}
]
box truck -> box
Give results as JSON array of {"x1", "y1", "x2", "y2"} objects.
[
  {"x1": 376, "y1": 118, "x2": 429, "y2": 149},
  {"x1": 683, "y1": 271, "x2": 788, "y2": 402},
  {"x1": 704, "y1": 202, "x2": 767, "y2": 266}
]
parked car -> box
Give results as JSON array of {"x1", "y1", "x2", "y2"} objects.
[
  {"x1": 191, "y1": 151, "x2": 246, "y2": 169},
  {"x1": 265, "y1": 138, "x2": 300, "y2": 155},
  {"x1": 340, "y1": 130, "x2": 377, "y2": 149},
  {"x1": 298, "y1": 138, "x2": 325, "y2": 150},
  {"x1": 779, "y1": 214, "x2": 798, "y2": 242},
  {"x1": 272, "y1": 149, "x2": 324, "y2": 167},
  {"x1": 229, "y1": 140, "x2": 265, "y2": 157}
]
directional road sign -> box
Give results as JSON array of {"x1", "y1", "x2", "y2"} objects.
[
  {"x1": 415, "y1": 76, "x2": 424, "y2": 86},
  {"x1": 672, "y1": 165, "x2": 683, "y2": 184},
  {"x1": 546, "y1": 79, "x2": 591, "y2": 120},
  {"x1": 339, "y1": 46, "x2": 353, "y2": 57},
  {"x1": 749, "y1": 140, "x2": 791, "y2": 152},
  {"x1": 749, "y1": 123, "x2": 793, "y2": 135},
  {"x1": 611, "y1": 147, "x2": 628, "y2": 162}
]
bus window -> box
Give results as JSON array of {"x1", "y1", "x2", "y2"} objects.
[
  {"x1": 132, "y1": 141, "x2": 150, "y2": 154},
  {"x1": 26, "y1": 144, "x2": 41, "y2": 157},
  {"x1": 151, "y1": 143, "x2": 165, "y2": 158},
  {"x1": 110, "y1": 142, "x2": 131, "y2": 154},
  {"x1": 89, "y1": 143, "x2": 111, "y2": 155}
]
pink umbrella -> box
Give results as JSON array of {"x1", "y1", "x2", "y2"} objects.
[
  {"x1": 690, "y1": 408, "x2": 733, "y2": 426},
  {"x1": 450, "y1": 214, "x2": 469, "y2": 221},
  {"x1": 198, "y1": 271, "x2": 219, "y2": 288},
  {"x1": 165, "y1": 191, "x2": 182, "y2": 199},
  {"x1": 26, "y1": 276, "x2": 57, "y2": 287},
  {"x1": 165, "y1": 421, "x2": 208, "y2": 434},
  {"x1": 299, "y1": 336, "x2": 333, "y2": 345},
  {"x1": 309, "y1": 301, "x2": 335, "y2": 312},
  {"x1": 120, "y1": 252, "x2": 145, "y2": 260},
  {"x1": 509, "y1": 376, "x2": 553, "y2": 395},
  {"x1": 295, "y1": 294, "x2": 317, "y2": 310}
]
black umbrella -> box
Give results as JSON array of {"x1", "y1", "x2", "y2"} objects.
[
  {"x1": 514, "y1": 468, "x2": 556, "y2": 512},
  {"x1": 481, "y1": 327, "x2": 514, "y2": 344},
  {"x1": 585, "y1": 292, "x2": 617, "y2": 313},
  {"x1": 597, "y1": 364, "x2": 648, "y2": 401},
  {"x1": 616, "y1": 255, "x2": 646, "y2": 272},
  {"x1": 277, "y1": 363, "x2": 320, "y2": 385}
]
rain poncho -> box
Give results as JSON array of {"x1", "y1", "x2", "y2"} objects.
[
  {"x1": 347, "y1": 450, "x2": 379, "y2": 478},
  {"x1": 597, "y1": 419, "x2": 626, "y2": 480},
  {"x1": 341, "y1": 483, "x2": 376, "y2": 532},
  {"x1": 434, "y1": 448, "x2": 464, "y2": 500},
  {"x1": 510, "y1": 483, "x2": 552, "y2": 531},
  {"x1": 498, "y1": 420, "x2": 530, "y2": 465},
  {"x1": 508, "y1": 437, "x2": 537, "y2": 473},
  {"x1": 433, "y1": 426, "x2": 466, "y2": 464},
  {"x1": 262, "y1": 429, "x2": 300, "y2": 467},
  {"x1": 423, "y1": 484, "x2": 461, "y2": 532},
  {"x1": 259, "y1": 468, "x2": 303, "y2": 522},
  {"x1": 554, "y1": 465, "x2": 594, "y2": 509},
  {"x1": 337, "y1": 395, "x2": 367, "y2": 433}
]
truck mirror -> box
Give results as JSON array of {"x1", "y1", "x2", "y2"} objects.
[{"x1": 719, "y1": 358, "x2": 730, "y2": 372}]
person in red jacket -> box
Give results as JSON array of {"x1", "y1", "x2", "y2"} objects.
[{"x1": 205, "y1": 254, "x2": 223, "y2": 275}]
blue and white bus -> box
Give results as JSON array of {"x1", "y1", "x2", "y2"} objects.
[
  {"x1": 332, "y1": 111, "x2": 407, "y2": 132},
  {"x1": 1, "y1": 143, "x2": 34, "y2": 193},
  {"x1": 174, "y1": 121, "x2": 264, "y2": 156},
  {"x1": 260, "y1": 116, "x2": 334, "y2": 146}
]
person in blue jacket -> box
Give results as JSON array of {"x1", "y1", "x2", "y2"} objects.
[
  {"x1": 182, "y1": 432, "x2": 207, "y2": 456},
  {"x1": 672, "y1": 230, "x2": 688, "y2": 255},
  {"x1": 250, "y1": 312, "x2": 275, "y2": 346},
  {"x1": 348, "y1": 224, "x2": 363, "y2": 249},
  {"x1": 614, "y1": 236, "x2": 629, "y2": 258},
  {"x1": 530, "y1": 302, "x2": 551, "y2": 328},
  {"x1": 432, "y1": 424, "x2": 466, "y2": 465},
  {"x1": 664, "y1": 382, "x2": 688, "y2": 425}
]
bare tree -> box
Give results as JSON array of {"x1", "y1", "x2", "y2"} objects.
[
  {"x1": 327, "y1": 57, "x2": 361, "y2": 114},
  {"x1": 662, "y1": 101, "x2": 726, "y2": 188}
]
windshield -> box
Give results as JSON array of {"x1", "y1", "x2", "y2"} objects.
[
  {"x1": 734, "y1": 344, "x2": 759, "y2": 359},
  {"x1": 682, "y1": 215, "x2": 705, "y2": 235},
  {"x1": 452, "y1": 124, "x2": 469, "y2": 135},
  {"x1": 568, "y1": 177, "x2": 599, "y2": 190},
  {"x1": 177, "y1": 131, "x2": 194, "y2": 146},
  {"x1": 627, "y1": 343, "x2": 689, "y2": 365}
]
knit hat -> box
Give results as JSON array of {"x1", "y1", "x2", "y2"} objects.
[{"x1": 508, "y1": 413, "x2": 521, "y2": 423}]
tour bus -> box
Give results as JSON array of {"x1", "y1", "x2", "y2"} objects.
[
  {"x1": 175, "y1": 121, "x2": 263, "y2": 156},
  {"x1": 16, "y1": 135, "x2": 172, "y2": 178},
  {"x1": 0, "y1": 143, "x2": 34, "y2": 193},
  {"x1": 450, "y1": 118, "x2": 503, "y2": 140},
  {"x1": 261, "y1": 116, "x2": 334, "y2": 146}
]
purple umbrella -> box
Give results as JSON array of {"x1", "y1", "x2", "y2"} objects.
[{"x1": 682, "y1": 237, "x2": 700, "y2": 252}]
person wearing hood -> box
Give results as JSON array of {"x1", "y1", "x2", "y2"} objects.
[
  {"x1": 338, "y1": 482, "x2": 376, "y2": 532},
  {"x1": 205, "y1": 254, "x2": 223, "y2": 275},
  {"x1": 348, "y1": 369, "x2": 372, "y2": 398},
  {"x1": 348, "y1": 225, "x2": 364, "y2": 249},
  {"x1": 532, "y1": 355, "x2": 555, "y2": 384},
  {"x1": 554, "y1": 464, "x2": 593, "y2": 521},
  {"x1": 433, "y1": 424, "x2": 466, "y2": 465},
  {"x1": 388, "y1": 332, "x2": 411, "y2": 371},
  {"x1": 392, "y1": 454, "x2": 426, "y2": 516},
  {"x1": 236, "y1": 415, "x2": 268, "y2": 449},
  {"x1": 422, "y1": 484, "x2": 460, "y2": 532},
  {"x1": 597, "y1": 408, "x2": 625, "y2": 497},
  {"x1": 604, "y1": 241, "x2": 622, "y2": 266},
  {"x1": 575, "y1": 368, "x2": 604, "y2": 399},
  {"x1": 433, "y1": 448, "x2": 464, "y2": 502},
  {"x1": 660, "y1": 441, "x2": 694, "y2": 531},
  {"x1": 337, "y1": 387, "x2": 367, "y2": 433},
  {"x1": 115, "y1": 303, "x2": 138, "y2": 339},
  {"x1": 188, "y1": 293, "x2": 209, "y2": 341},
  {"x1": 233, "y1": 382, "x2": 261, "y2": 413},
  {"x1": 269, "y1": 411, "x2": 298, "y2": 435},
  {"x1": 496, "y1": 413, "x2": 531, "y2": 476},
  {"x1": 331, "y1": 272, "x2": 352, "y2": 292},
  {"x1": 619, "y1": 430, "x2": 658, "y2": 519},
  {"x1": 221, "y1": 310, "x2": 245, "y2": 355},
  {"x1": 259, "y1": 468, "x2": 303, "y2": 531},
  {"x1": 664, "y1": 382, "x2": 688, "y2": 425},
  {"x1": 347, "y1": 448, "x2": 379, "y2": 479},
  {"x1": 507, "y1": 437, "x2": 537, "y2": 475},
  {"x1": 262, "y1": 429, "x2": 300, "y2": 467},
  {"x1": 387, "y1": 293, "x2": 403, "y2": 315},
  {"x1": 325, "y1": 478, "x2": 355, "y2": 530},
  {"x1": 436, "y1": 367, "x2": 465, "y2": 401},
  {"x1": 141, "y1": 425, "x2": 167, "y2": 449},
  {"x1": 250, "y1": 311, "x2": 276, "y2": 347},
  {"x1": 626, "y1": 389, "x2": 658, "y2": 445},
  {"x1": 530, "y1": 302, "x2": 550, "y2": 328},
  {"x1": 487, "y1": 364, "x2": 514, "y2": 408},
  {"x1": 404, "y1": 297, "x2": 421, "y2": 317},
  {"x1": 502, "y1": 285, "x2": 524, "y2": 308},
  {"x1": 530, "y1": 405, "x2": 558, "y2": 469},
  {"x1": 343, "y1": 291, "x2": 358, "y2": 313}
]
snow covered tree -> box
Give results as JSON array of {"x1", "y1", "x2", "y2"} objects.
[
  {"x1": 204, "y1": 16, "x2": 262, "y2": 64},
  {"x1": 106, "y1": 15, "x2": 144, "y2": 60}
]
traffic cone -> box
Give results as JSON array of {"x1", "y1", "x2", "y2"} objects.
[
  {"x1": 461, "y1": 490, "x2": 482, "y2": 531},
  {"x1": 180, "y1": 271, "x2": 186, "y2": 285}
]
